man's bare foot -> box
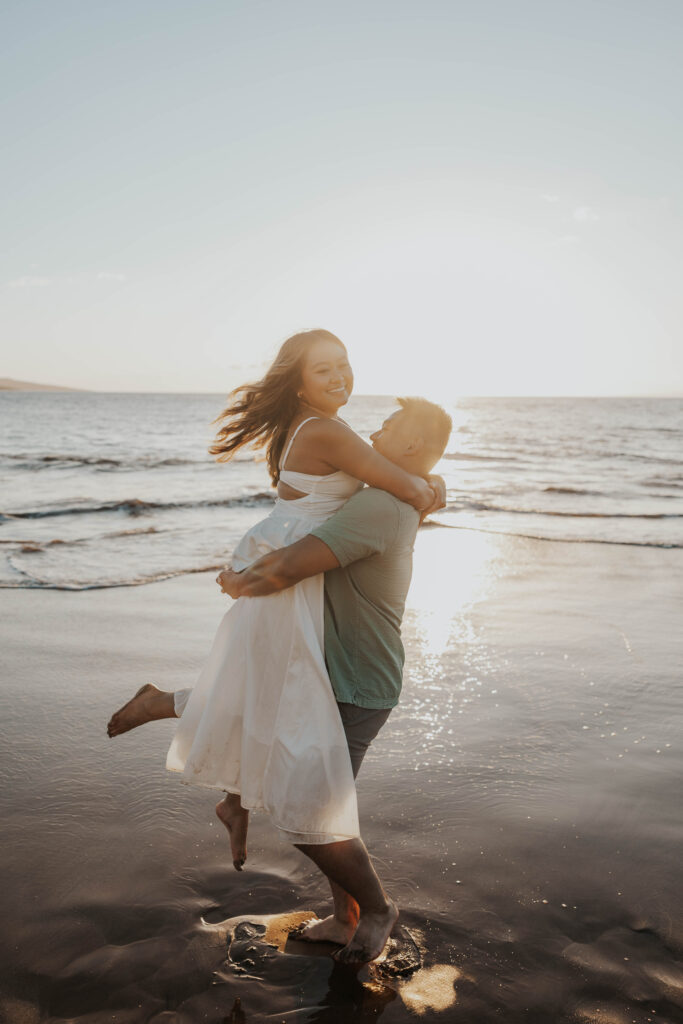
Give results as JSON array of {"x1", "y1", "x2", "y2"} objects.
[
  {"x1": 293, "y1": 914, "x2": 358, "y2": 946},
  {"x1": 333, "y1": 898, "x2": 399, "y2": 965},
  {"x1": 216, "y1": 795, "x2": 249, "y2": 871},
  {"x1": 107, "y1": 684, "x2": 176, "y2": 737}
]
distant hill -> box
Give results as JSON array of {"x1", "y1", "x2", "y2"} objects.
[{"x1": 0, "y1": 377, "x2": 82, "y2": 391}]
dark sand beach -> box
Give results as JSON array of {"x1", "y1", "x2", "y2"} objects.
[{"x1": 1, "y1": 527, "x2": 682, "y2": 1023}]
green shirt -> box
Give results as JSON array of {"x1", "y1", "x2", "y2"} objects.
[{"x1": 311, "y1": 487, "x2": 420, "y2": 709}]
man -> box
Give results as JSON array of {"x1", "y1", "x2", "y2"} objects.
[{"x1": 107, "y1": 396, "x2": 452, "y2": 964}]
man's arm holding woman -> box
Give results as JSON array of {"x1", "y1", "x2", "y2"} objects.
[
  {"x1": 217, "y1": 474, "x2": 446, "y2": 599},
  {"x1": 217, "y1": 536, "x2": 339, "y2": 599}
]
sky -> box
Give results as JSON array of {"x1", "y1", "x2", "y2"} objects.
[{"x1": 2, "y1": 0, "x2": 682, "y2": 396}]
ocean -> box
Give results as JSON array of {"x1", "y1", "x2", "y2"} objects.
[
  {"x1": 1, "y1": 393, "x2": 681, "y2": 590},
  {"x1": 1, "y1": 392, "x2": 682, "y2": 1022}
]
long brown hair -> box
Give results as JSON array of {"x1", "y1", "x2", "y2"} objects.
[{"x1": 209, "y1": 329, "x2": 346, "y2": 485}]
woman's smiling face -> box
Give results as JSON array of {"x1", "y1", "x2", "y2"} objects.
[{"x1": 298, "y1": 339, "x2": 354, "y2": 415}]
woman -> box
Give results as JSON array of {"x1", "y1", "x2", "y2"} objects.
[{"x1": 165, "y1": 329, "x2": 435, "y2": 861}]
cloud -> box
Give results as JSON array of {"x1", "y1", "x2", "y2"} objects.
[
  {"x1": 8, "y1": 275, "x2": 52, "y2": 288},
  {"x1": 97, "y1": 271, "x2": 126, "y2": 282},
  {"x1": 573, "y1": 206, "x2": 599, "y2": 223},
  {"x1": 541, "y1": 194, "x2": 560, "y2": 203}
]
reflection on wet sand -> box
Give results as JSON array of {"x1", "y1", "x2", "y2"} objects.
[{"x1": 399, "y1": 964, "x2": 460, "y2": 1015}]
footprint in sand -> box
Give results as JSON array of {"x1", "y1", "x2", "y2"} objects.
[{"x1": 205, "y1": 910, "x2": 459, "y2": 1016}]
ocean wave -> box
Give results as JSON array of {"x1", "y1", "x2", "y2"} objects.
[
  {"x1": 444, "y1": 450, "x2": 683, "y2": 467},
  {"x1": 543, "y1": 486, "x2": 602, "y2": 495},
  {"x1": 642, "y1": 476, "x2": 683, "y2": 489},
  {"x1": 624, "y1": 425, "x2": 683, "y2": 434},
  {"x1": 0, "y1": 450, "x2": 258, "y2": 470},
  {"x1": 1, "y1": 492, "x2": 275, "y2": 520},
  {"x1": 0, "y1": 453, "x2": 205, "y2": 470},
  {"x1": 1, "y1": 561, "x2": 228, "y2": 591},
  {"x1": 442, "y1": 452, "x2": 520, "y2": 462},
  {"x1": 0, "y1": 526, "x2": 161, "y2": 549},
  {"x1": 617, "y1": 452, "x2": 683, "y2": 466},
  {"x1": 448, "y1": 500, "x2": 683, "y2": 520},
  {"x1": 427, "y1": 519, "x2": 683, "y2": 550}
]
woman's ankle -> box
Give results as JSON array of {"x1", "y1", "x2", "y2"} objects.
[{"x1": 221, "y1": 793, "x2": 248, "y2": 815}]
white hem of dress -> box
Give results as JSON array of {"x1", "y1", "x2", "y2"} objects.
[{"x1": 170, "y1": 770, "x2": 359, "y2": 845}]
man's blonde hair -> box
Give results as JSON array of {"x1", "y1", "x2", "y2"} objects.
[{"x1": 397, "y1": 396, "x2": 452, "y2": 466}]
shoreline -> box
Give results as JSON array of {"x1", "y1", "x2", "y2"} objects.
[{"x1": 2, "y1": 521, "x2": 681, "y2": 593}]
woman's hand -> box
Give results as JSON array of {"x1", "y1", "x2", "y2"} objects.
[
  {"x1": 410, "y1": 474, "x2": 437, "y2": 512},
  {"x1": 426, "y1": 474, "x2": 447, "y2": 512},
  {"x1": 419, "y1": 474, "x2": 447, "y2": 523},
  {"x1": 216, "y1": 568, "x2": 243, "y2": 599}
]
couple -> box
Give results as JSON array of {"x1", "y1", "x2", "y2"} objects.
[{"x1": 108, "y1": 328, "x2": 451, "y2": 964}]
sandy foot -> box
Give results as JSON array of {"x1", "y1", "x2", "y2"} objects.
[
  {"x1": 333, "y1": 899, "x2": 399, "y2": 965},
  {"x1": 107, "y1": 684, "x2": 176, "y2": 737},
  {"x1": 292, "y1": 914, "x2": 357, "y2": 946},
  {"x1": 216, "y1": 796, "x2": 249, "y2": 871}
]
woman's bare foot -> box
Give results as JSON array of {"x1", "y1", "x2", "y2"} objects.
[
  {"x1": 107, "y1": 684, "x2": 176, "y2": 737},
  {"x1": 333, "y1": 898, "x2": 399, "y2": 965},
  {"x1": 294, "y1": 914, "x2": 358, "y2": 946},
  {"x1": 216, "y1": 795, "x2": 249, "y2": 871}
]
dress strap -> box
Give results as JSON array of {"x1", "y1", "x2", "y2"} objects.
[{"x1": 280, "y1": 417, "x2": 319, "y2": 470}]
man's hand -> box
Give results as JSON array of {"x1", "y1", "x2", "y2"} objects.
[
  {"x1": 214, "y1": 537, "x2": 340, "y2": 599},
  {"x1": 420, "y1": 474, "x2": 447, "y2": 521},
  {"x1": 216, "y1": 568, "x2": 243, "y2": 598}
]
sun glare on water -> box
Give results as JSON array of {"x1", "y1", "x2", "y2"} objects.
[{"x1": 407, "y1": 527, "x2": 498, "y2": 661}]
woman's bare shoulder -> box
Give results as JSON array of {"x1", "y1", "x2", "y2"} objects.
[{"x1": 305, "y1": 417, "x2": 357, "y2": 442}]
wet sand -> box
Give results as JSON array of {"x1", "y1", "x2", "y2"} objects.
[{"x1": 1, "y1": 528, "x2": 682, "y2": 1023}]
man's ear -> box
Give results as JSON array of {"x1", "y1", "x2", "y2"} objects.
[{"x1": 405, "y1": 435, "x2": 425, "y2": 456}]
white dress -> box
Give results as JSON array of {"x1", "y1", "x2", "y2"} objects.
[{"x1": 166, "y1": 418, "x2": 363, "y2": 844}]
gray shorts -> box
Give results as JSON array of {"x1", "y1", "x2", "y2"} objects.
[{"x1": 336, "y1": 702, "x2": 392, "y2": 779}]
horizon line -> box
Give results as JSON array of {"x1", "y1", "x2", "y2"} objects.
[{"x1": 1, "y1": 383, "x2": 682, "y2": 400}]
